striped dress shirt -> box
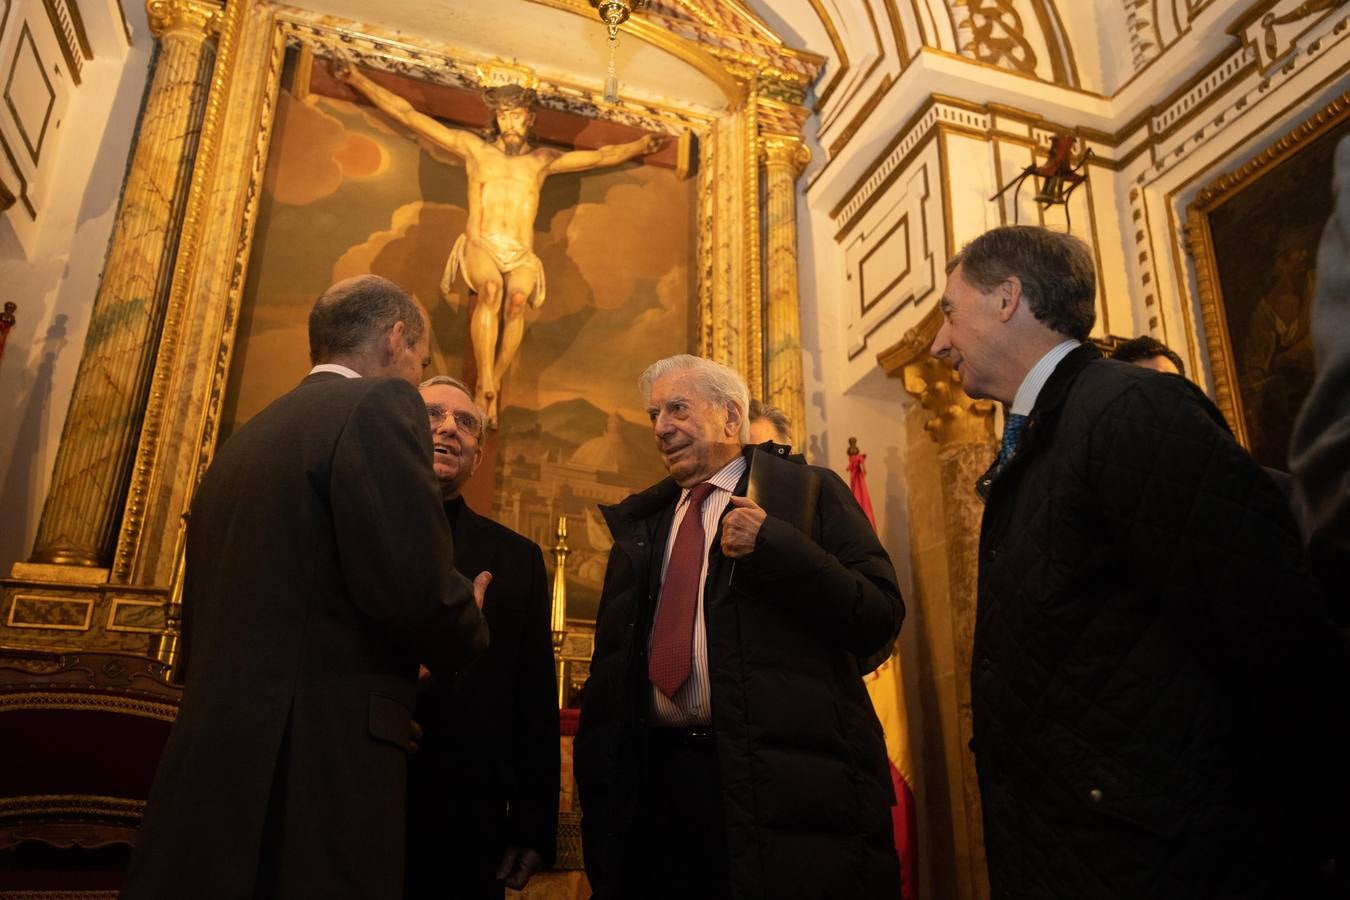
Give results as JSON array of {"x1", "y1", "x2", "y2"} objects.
[{"x1": 648, "y1": 454, "x2": 747, "y2": 727}]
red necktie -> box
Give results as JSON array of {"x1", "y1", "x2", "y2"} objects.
[{"x1": 648, "y1": 482, "x2": 716, "y2": 698}]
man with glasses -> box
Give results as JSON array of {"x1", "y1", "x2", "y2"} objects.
[{"x1": 404, "y1": 376, "x2": 559, "y2": 899}]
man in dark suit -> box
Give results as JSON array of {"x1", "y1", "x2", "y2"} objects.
[
  {"x1": 575, "y1": 354, "x2": 904, "y2": 899},
  {"x1": 930, "y1": 225, "x2": 1346, "y2": 899},
  {"x1": 404, "y1": 375, "x2": 559, "y2": 899},
  {"x1": 124, "y1": 276, "x2": 489, "y2": 900}
]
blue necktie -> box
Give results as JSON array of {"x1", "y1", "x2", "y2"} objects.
[{"x1": 998, "y1": 413, "x2": 1028, "y2": 466}]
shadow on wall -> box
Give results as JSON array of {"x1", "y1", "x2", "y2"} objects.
[{"x1": 0, "y1": 315, "x2": 69, "y2": 570}]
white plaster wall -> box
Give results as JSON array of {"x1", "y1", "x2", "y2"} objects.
[
  {"x1": 797, "y1": 121, "x2": 916, "y2": 597},
  {"x1": 1127, "y1": 13, "x2": 1350, "y2": 395},
  {"x1": 0, "y1": 1, "x2": 152, "y2": 572},
  {"x1": 788, "y1": 0, "x2": 1347, "y2": 641}
]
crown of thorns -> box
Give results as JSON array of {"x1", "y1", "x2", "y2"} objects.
[{"x1": 483, "y1": 84, "x2": 537, "y2": 112}]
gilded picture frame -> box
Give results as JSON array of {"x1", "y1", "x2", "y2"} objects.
[
  {"x1": 1184, "y1": 90, "x2": 1349, "y2": 469},
  {"x1": 104, "y1": 0, "x2": 815, "y2": 604}
]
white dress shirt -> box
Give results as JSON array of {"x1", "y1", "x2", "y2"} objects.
[
  {"x1": 309, "y1": 363, "x2": 362, "y2": 379},
  {"x1": 648, "y1": 454, "x2": 747, "y2": 727},
  {"x1": 1009, "y1": 339, "x2": 1080, "y2": 415}
]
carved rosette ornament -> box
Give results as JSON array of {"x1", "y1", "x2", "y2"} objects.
[
  {"x1": 760, "y1": 132, "x2": 811, "y2": 436},
  {"x1": 28, "y1": 0, "x2": 223, "y2": 568},
  {"x1": 955, "y1": 0, "x2": 1039, "y2": 76}
]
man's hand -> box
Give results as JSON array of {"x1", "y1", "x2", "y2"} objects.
[
  {"x1": 641, "y1": 134, "x2": 665, "y2": 154},
  {"x1": 473, "y1": 571, "x2": 492, "y2": 610},
  {"x1": 495, "y1": 846, "x2": 543, "y2": 890},
  {"x1": 721, "y1": 495, "x2": 766, "y2": 558},
  {"x1": 408, "y1": 718, "x2": 423, "y2": 754}
]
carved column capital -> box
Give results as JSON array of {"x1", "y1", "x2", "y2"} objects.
[
  {"x1": 901, "y1": 357, "x2": 997, "y2": 447},
  {"x1": 146, "y1": 0, "x2": 221, "y2": 40},
  {"x1": 879, "y1": 305, "x2": 996, "y2": 447},
  {"x1": 759, "y1": 134, "x2": 811, "y2": 174}
]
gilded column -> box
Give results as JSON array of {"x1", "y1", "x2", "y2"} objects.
[
  {"x1": 760, "y1": 133, "x2": 810, "y2": 436},
  {"x1": 29, "y1": 0, "x2": 220, "y2": 567}
]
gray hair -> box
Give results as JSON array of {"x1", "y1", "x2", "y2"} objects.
[
  {"x1": 308, "y1": 275, "x2": 425, "y2": 364},
  {"x1": 947, "y1": 226, "x2": 1096, "y2": 341},
  {"x1": 748, "y1": 398, "x2": 793, "y2": 444},
  {"x1": 418, "y1": 374, "x2": 485, "y2": 437},
  {"x1": 638, "y1": 354, "x2": 750, "y2": 443}
]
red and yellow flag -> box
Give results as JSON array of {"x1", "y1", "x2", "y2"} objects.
[{"x1": 850, "y1": 450, "x2": 919, "y2": 900}]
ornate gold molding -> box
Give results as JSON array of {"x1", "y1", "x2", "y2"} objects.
[
  {"x1": 112, "y1": 0, "x2": 252, "y2": 585},
  {"x1": 146, "y1": 0, "x2": 221, "y2": 40},
  {"x1": 96, "y1": 5, "x2": 801, "y2": 598},
  {"x1": 0, "y1": 794, "x2": 146, "y2": 819},
  {"x1": 901, "y1": 358, "x2": 998, "y2": 447},
  {"x1": 0, "y1": 692, "x2": 179, "y2": 721},
  {"x1": 878, "y1": 306, "x2": 997, "y2": 447}
]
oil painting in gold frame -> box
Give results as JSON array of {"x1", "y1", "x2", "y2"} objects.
[{"x1": 1185, "y1": 92, "x2": 1349, "y2": 470}]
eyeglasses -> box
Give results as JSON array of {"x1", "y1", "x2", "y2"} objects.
[{"x1": 426, "y1": 404, "x2": 482, "y2": 436}]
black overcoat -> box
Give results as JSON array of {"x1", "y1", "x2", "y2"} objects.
[
  {"x1": 405, "y1": 497, "x2": 559, "y2": 899},
  {"x1": 575, "y1": 446, "x2": 905, "y2": 899},
  {"x1": 973, "y1": 345, "x2": 1349, "y2": 899},
  {"x1": 123, "y1": 372, "x2": 487, "y2": 900}
]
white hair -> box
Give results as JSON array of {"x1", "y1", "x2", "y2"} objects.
[{"x1": 638, "y1": 354, "x2": 750, "y2": 443}]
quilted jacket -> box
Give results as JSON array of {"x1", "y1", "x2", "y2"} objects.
[
  {"x1": 575, "y1": 445, "x2": 904, "y2": 899},
  {"x1": 973, "y1": 344, "x2": 1348, "y2": 900}
]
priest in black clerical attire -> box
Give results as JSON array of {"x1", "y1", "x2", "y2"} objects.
[{"x1": 406, "y1": 375, "x2": 559, "y2": 898}]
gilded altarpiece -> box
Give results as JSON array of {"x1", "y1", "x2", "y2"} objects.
[{"x1": 1, "y1": 0, "x2": 820, "y2": 666}]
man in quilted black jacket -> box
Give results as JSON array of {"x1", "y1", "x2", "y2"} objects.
[{"x1": 931, "y1": 225, "x2": 1348, "y2": 900}]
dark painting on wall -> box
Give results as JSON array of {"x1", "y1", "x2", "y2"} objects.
[
  {"x1": 220, "y1": 51, "x2": 697, "y2": 620},
  {"x1": 1191, "y1": 106, "x2": 1349, "y2": 471}
]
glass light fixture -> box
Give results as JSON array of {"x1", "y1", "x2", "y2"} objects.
[{"x1": 589, "y1": 0, "x2": 649, "y2": 102}]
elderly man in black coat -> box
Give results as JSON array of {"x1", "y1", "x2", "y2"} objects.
[
  {"x1": 124, "y1": 276, "x2": 488, "y2": 900},
  {"x1": 930, "y1": 225, "x2": 1348, "y2": 899},
  {"x1": 575, "y1": 354, "x2": 904, "y2": 899},
  {"x1": 404, "y1": 375, "x2": 559, "y2": 899}
]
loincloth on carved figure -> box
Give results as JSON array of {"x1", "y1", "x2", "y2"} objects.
[{"x1": 443, "y1": 233, "x2": 547, "y2": 309}]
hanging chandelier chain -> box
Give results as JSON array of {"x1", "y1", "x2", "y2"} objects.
[{"x1": 590, "y1": 0, "x2": 646, "y2": 103}]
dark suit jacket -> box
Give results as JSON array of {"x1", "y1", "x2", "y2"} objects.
[
  {"x1": 973, "y1": 346, "x2": 1346, "y2": 899},
  {"x1": 124, "y1": 372, "x2": 487, "y2": 900},
  {"x1": 577, "y1": 446, "x2": 904, "y2": 899},
  {"x1": 405, "y1": 497, "x2": 559, "y2": 900}
]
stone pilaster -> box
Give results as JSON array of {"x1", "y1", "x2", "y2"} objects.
[
  {"x1": 879, "y1": 305, "x2": 996, "y2": 900},
  {"x1": 29, "y1": 0, "x2": 220, "y2": 567},
  {"x1": 901, "y1": 355, "x2": 996, "y2": 900},
  {"x1": 759, "y1": 132, "x2": 810, "y2": 435}
]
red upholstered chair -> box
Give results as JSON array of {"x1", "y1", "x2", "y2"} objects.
[{"x1": 0, "y1": 648, "x2": 180, "y2": 892}]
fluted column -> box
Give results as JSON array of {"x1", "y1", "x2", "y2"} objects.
[
  {"x1": 760, "y1": 133, "x2": 810, "y2": 435},
  {"x1": 30, "y1": 0, "x2": 220, "y2": 567}
]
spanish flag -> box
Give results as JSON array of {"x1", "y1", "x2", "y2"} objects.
[{"x1": 850, "y1": 448, "x2": 919, "y2": 900}]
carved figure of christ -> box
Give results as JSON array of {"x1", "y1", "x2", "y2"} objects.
[{"x1": 334, "y1": 58, "x2": 661, "y2": 427}]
